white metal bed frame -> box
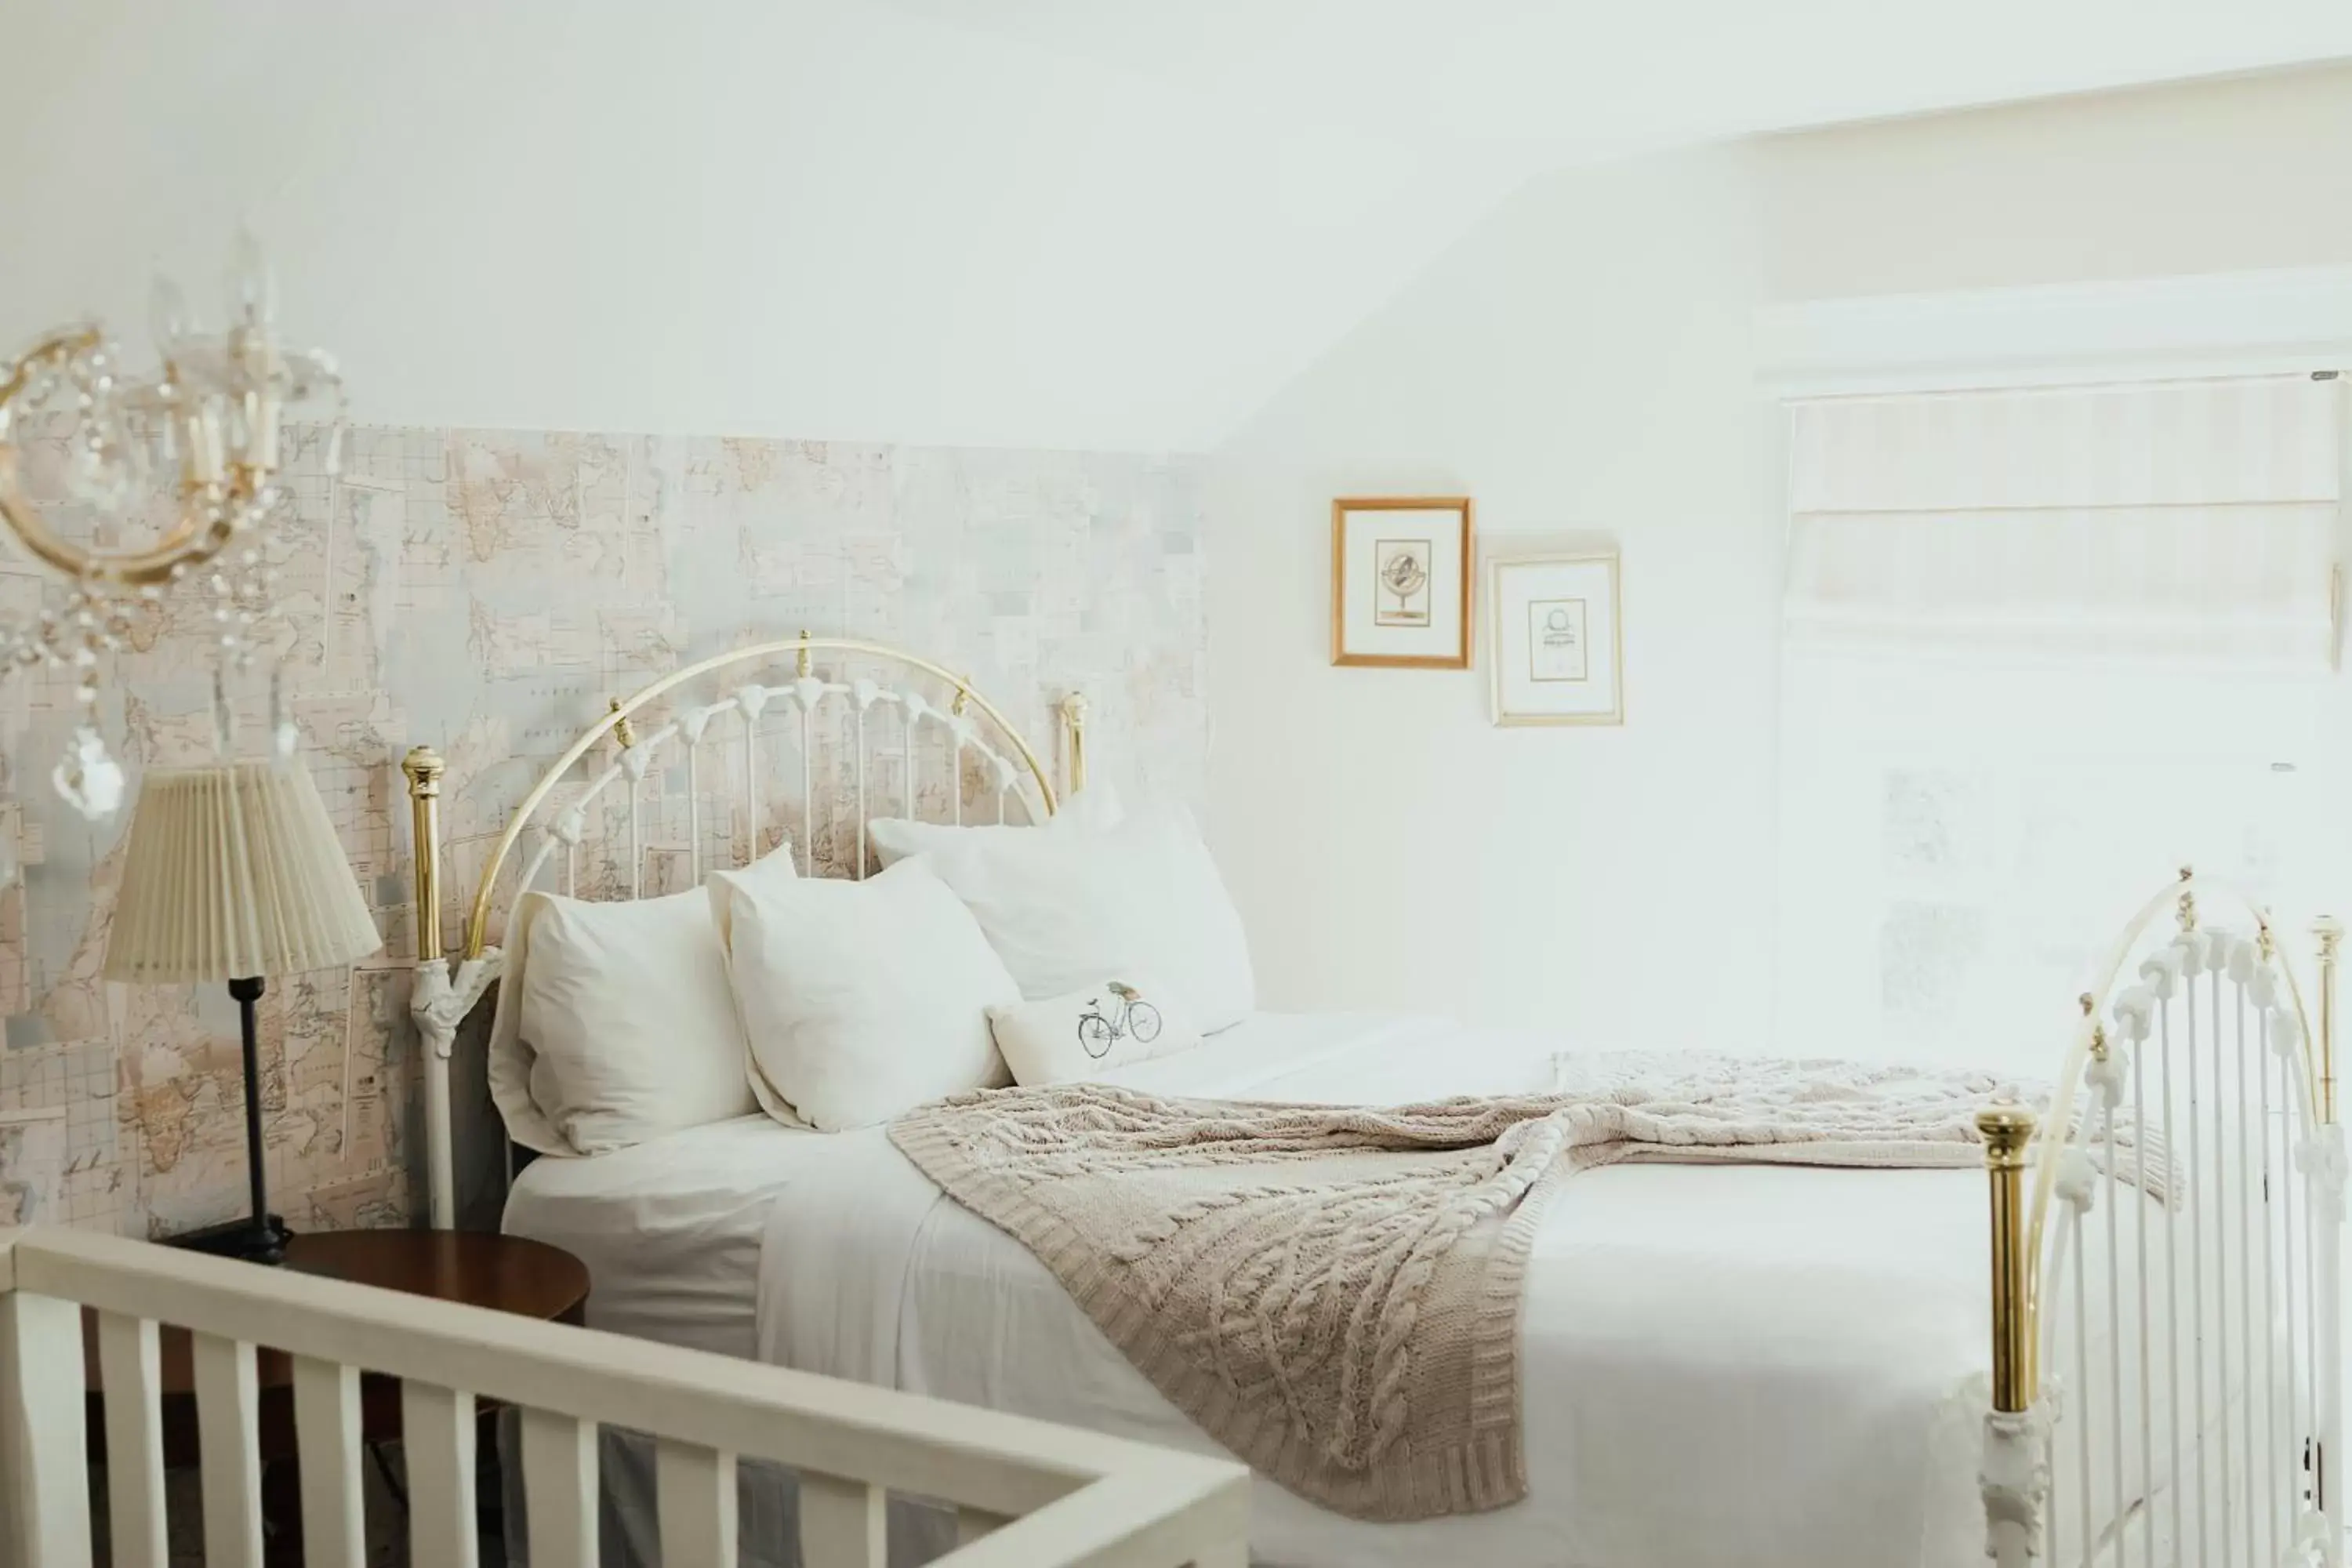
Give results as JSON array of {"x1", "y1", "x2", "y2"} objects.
[
  {"x1": 1980, "y1": 872, "x2": 2345, "y2": 1567},
  {"x1": 401, "y1": 632, "x2": 1091, "y2": 1230}
]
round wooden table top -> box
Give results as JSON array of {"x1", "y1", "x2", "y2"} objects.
[{"x1": 84, "y1": 1228, "x2": 591, "y2": 1399}]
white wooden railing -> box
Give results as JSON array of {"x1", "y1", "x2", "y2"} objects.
[{"x1": 0, "y1": 1225, "x2": 1250, "y2": 1568}]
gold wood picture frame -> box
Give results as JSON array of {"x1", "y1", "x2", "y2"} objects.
[
  {"x1": 1488, "y1": 548, "x2": 1623, "y2": 725},
  {"x1": 1330, "y1": 496, "x2": 1474, "y2": 669}
]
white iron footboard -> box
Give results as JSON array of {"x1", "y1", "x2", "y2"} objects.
[
  {"x1": 0, "y1": 1225, "x2": 1250, "y2": 1568},
  {"x1": 1981, "y1": 873, "x2": 2343, "y2": 1568}
]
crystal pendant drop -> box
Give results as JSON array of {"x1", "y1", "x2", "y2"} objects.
[
  {"x1": 53, "y1": 724, "x2": 125, "y2": 821},
  {"x1": 268, "y1": 664, "x2": 297, "y2": 760}
]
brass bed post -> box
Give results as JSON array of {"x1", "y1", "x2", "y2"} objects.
[
  {"x1": 1979, "y1": 1103, "x2": 2038, "y2": 1415},
  {"x1": 1059, "y1": 692, "x2": 1088, "y2": 797},
  {"x1": 402, "y1": 747, "x2": 445, "y2": 961},
  {"x1": 1978, "y1": 1100, "x2": 2042, "y2": 1568},
  {"x1": 402, "y1": 745, "x2": 457, "y2": 1229}
]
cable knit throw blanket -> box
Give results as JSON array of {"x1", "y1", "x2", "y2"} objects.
[{"x1": 889, "y1": 1053, "x2": 2079, "y2": 1523}]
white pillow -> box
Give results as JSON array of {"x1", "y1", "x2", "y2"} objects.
[
  {"x1": 712, "y1": 855, "x2": 1019, "y2": 1131},
  {"x1": 867, "y1": 779, "x2": 1123, "y2": 870},
  {"x1": 988, "y1": 978, "x2": 1203, "y2": 1086},
  {"x1": 499, "y1": 876, "x2": 775, "y2": 1156},
  {"x1": 880, "y1": 804, "x2": 1254, "y2": 1033}
]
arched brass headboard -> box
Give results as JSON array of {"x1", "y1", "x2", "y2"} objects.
[{"x1": 399, "y1": 632, "x2": 1089, "y2": 1226}]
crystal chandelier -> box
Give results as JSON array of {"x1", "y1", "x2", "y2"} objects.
[{"x1": 0, "y1": 233, "x2": 343, "y2": 820}]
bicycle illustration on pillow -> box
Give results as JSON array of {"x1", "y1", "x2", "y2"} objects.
[{"x1": 1076, "y1": 981, "x2": 1163, "y2": 1059}]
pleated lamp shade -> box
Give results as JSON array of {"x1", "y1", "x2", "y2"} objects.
[{"x1": 104, "y1": 760, "x2": 383, "y2": 985}]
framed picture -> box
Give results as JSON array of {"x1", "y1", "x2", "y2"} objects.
[
  {"x1": 1330, "y1": 497, "x2": 1473, "y2": 668},
  {"x1": 1489, "y1": 550, "x2": 1622, "y2": 725}
]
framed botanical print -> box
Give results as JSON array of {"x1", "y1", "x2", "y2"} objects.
[
  {"x1": 1489, "y1": 549, "x2": 1621, "y2": 725},
  {"x1": 1330, "y1": 497, "x2": 1473, "y2": 668}
]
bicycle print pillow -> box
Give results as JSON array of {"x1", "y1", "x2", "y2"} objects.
[{"x1": 986, "y1": 977, "x2": 1204, "y2": 1087}]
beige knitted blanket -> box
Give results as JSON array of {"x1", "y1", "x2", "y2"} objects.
[{"x1": 890, "y1": 1054, "x2": 2051, "y2": 1523}]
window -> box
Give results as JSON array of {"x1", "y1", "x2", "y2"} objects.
[{"x1": 1774, "y1": 377, "x2": 2341, "y2": 1074}]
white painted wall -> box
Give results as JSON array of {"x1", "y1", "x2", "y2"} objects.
[
  {"x1": 1207, "y1": 66, "x2": 2352, "y2": 1044},
  {"x1": 0, "y1": 0, "x2": 1515, "y2": 454},
  {"x1": 1210, "y1": 148, "x2": 1783, "y2": 1044}
]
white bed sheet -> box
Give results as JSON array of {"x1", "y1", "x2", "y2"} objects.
[
  {"x1": 503, "y1": 1111, "x2": 825, "y2": 1358},
  {"x1": 499, "y1": 1013, "x2": 2202, "y2": 1568},
  {"x1": 753, "y1": 1013, "x2": 2175, "y2": 1568}
]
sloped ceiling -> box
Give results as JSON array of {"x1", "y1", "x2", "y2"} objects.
[
  {"x1": 888, "y1": 0, "x2": 2352, "y2": 166},
  {"x1": 4, "y1": 1, "x2": 2350, "y2": 452}
]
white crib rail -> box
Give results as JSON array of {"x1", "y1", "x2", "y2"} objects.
[
  {"x1": 1983, "y1": 875, "x2": 2343, "y2": 1568},
  {"x1": 0, "y1": 1226, "x2": 1250, "y2": 1568}
]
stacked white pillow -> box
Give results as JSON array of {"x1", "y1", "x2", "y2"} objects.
[
  {"x1": 484, "y1": 780, "x2": 1257, "y2": 1152},
  {"x1": 866, "y1": 779, "x2": 1124, "y2": 869},
  {"x1": 710, "y1": 855, "x2": 1019, "y2": 1131},
  {"x1": 871, "y1": 801, "x2": 1254, "y2": 1034},
  {"x1": 492, "y1": 843, "x2": 799, "y2": 1156}
]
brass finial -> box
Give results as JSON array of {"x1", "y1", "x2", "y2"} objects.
[
  {"x1": 2321, "y1": 916, "x2": 2345, "y2": 962},
  {"x1": 607, "y1": 697, "x2": 635, "y2": 750},
  {"x1": 797, "y1": 630, "x2": 812, "y2": 679},
  {"x1": 2176, "y1": 866, "x2": 2197, "y2": 933},
  {"x1": 1976, "y1": 1102, "x2": 2036, "y2": 1167},
  {"x1": 401, "y1": 745, "x2": 445, "y2": 800},
  {"x1": 952, "y1": 683, "x2": 971, "y2": 717},
  {"x1": 2088, "y1": 1023, "x2": 2110, "y2": 1062}
]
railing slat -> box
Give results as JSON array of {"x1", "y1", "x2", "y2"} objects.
[
  {"x1": 191, "y1": 1332, "x2": 263, "y2": 1568},
  {"x1": 292, "y1": 1356, "x2": 365, "y2": 1568},
  {"x1": 657, "y1": 1438, "x2": 738, "y2": 1568},
  {"x1": 0, "y1": 1290, "x2": 92, "y2": 1568},
  {"x1": 96, "y1": 1312, "x2": 167, "y2": 1568},
  {"x1": 800, "y1": 1469, "x2": 884, "y2": 1568},
  {"x1": 521, "y1": 1406, "x2": 599, "y2": 1568},
  {"x1": 402, "y1": 1380, "x2": 478, "y2": 1568}
]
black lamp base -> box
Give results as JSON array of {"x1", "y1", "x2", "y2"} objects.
[
  {"x1": 166, "y1": 1211, "x2": 292, "y2": 1267},
  {"x1": 158, "y1": 972, "x2": 289, "y2": 1267}
]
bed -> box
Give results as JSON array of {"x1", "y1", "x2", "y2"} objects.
[{"x1": 402, "y1": 633, "x2": 2347, "y2": 1568}]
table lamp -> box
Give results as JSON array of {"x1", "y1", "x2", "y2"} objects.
[{"x1": 103, "y1": 757, "x2": 383, "y2": 1264}]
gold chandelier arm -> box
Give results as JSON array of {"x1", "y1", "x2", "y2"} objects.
[
  {"x1": 0, "y1": 326, "x2": 243, "y2": 589},
  {"x1": 457, "y1": 635, "x2": 1062, "y2": 958},
  {"x1": 0, "y1": 326, "x2": 100, "y2": 409}
]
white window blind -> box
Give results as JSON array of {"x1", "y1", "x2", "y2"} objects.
[{"x1": 1775, "y1": 376, "x2": 2342, "y2": 1074}]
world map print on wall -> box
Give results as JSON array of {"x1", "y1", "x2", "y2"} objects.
[{"x1": 0, "y1": 426, "x2": 1206, "y2": 1237}]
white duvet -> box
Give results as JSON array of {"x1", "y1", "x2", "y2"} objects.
[
  {"x1": 508, "y1": 1011, "x2": 2205, "y2": 1568},
  {"x1": 753, "y1": 1014, "x2": 2008, "y2": 1568}
]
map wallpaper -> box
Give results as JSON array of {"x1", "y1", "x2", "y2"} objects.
[{"x1": 0, "y1": 425, "x2": 1207, "y2": 1237}]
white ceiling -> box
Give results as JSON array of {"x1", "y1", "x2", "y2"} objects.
[
  {"x1": 5, "y1": 2, "x2": 2350, "y2": 452},
  {"x1": 885, "y1": 0, "x2": 2352, "y2": 166}
]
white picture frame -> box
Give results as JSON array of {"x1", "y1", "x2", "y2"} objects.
[{"x1": 1488, "y1": 550, "x2": 1622, "y2": 725}]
